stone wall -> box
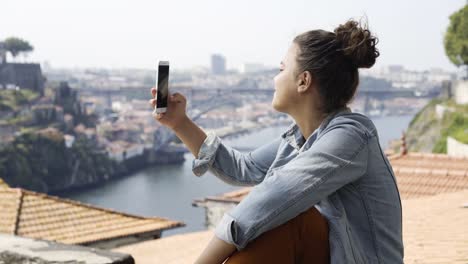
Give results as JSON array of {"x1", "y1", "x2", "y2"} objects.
[{"x1": 0, "y1": 234, "x2": 134, "y2": 264}]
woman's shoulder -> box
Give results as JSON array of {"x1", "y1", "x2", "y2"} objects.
[{"x1": 325, "y1": 111, "x2": 378, "y2": 139}]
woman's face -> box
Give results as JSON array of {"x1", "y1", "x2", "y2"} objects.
[{"x1": 272, "y1": 43, "x2": 302, "y2": 114}]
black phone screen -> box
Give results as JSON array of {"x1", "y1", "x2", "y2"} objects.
[{"x1": 157, "y1": 64, "x2": 169, "y2": 108}]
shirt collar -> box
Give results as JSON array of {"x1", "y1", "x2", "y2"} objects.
[{"x1": 281, "y1": 106, "x2": 352, "y2": 151}]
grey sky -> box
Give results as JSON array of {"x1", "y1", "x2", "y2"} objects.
[{"x1": 1, "y1": 0, "x2": 465, "y2": 71}]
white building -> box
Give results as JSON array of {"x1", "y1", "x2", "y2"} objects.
[
  {"x1": 453, "y1": 80, "x2": 468, "y2": 105},
  {"x1": 241, "y1": 63, "x2": 267, "y2": 73}
]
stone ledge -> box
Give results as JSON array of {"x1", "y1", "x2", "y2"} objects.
[{"x1": 0, "y1": 234, "x2": 134, "y2": 264}]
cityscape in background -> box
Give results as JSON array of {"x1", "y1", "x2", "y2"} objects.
[{"x1": 35, "y1": 54, "x2": 453, "y2": 167}]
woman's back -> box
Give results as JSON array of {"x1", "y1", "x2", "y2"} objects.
[{"x1": 316, "y1": 111, "x2": 403, "y2": 263}]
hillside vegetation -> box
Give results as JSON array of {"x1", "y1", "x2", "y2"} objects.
[{"x1": 405, "y1": 98, "x2": 468, "y2": 153}]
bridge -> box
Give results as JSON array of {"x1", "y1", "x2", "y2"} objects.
[{"x1": 78, "y1": 85, "x2": 419, "y2": 100}]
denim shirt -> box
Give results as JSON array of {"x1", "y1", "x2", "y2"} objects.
[{"x1": 192, "y1": 107, "x2": 404, "y2": 264}]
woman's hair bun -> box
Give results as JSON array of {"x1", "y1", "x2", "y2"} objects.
[{"x1": 334, "y1": 19, "x2": 380, "y2": 69}]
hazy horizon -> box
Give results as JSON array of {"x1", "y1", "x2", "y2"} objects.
[{"x1": 1, "y1": 0, "x2": 465, "y2": 72}]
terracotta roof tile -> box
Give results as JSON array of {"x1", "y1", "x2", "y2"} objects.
[
  {"x1": 0, "y1": 178, "x2": 9, "y2": 189},
  {"x1": 115, "y1": 230, "x2": 213, "y2": 264},
  {"x1": 196, "y1": 188, "x2": 253, "y2": 204},
  {"x1": 389, "y1": 152, "x2": 468, "y2": 199},
  {"x1": 0, "y1": 187, "x2": 184, "y2": 245},
  {"x1": 0, "y1": 188, "x2": 20, "y2": 234},
  {"x1": 401, "y1": 190, "x2": 468, "y2": 264}
]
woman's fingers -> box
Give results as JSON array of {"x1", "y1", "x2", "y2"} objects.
[
  {"x1": 148, "y1": 98, "x2": 156, "y2": 108},
  {"x1": 171, "y1": 92, "x2": 186, "y2": 103},
  {"x1": 155, "y1": 112, "x2": 165, "y2": 119},
  {"x1": 151, "y1": 87, "x2": 157, "y2": 98}
]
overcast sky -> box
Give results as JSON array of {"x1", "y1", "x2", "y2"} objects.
[{"x1": 1, "y1": 0, "x2": 465, "y2": 71}]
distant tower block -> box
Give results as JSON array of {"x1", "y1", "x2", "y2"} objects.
[{"x1": 211, "y1": 54, "x2": 226, "y2": 75}]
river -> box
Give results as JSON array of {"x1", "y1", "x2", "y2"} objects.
[{"x1": 60, "y1": 115, "x2": 414, "y2": 237}]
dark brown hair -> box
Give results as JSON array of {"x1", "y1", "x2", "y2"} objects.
[{"x1": 293, "y1": 19, "x2": 379, "y2": 113}]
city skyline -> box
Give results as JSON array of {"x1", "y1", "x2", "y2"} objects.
[{"x1": 1, "y1": 0, "x2": 465, "y2": 72}]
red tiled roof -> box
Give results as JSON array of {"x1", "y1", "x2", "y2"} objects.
[
  {"x1": 0, "y1": 178, "x2": 9, "y2": 189},
  {"x1": 401, "y1": 189, "x2": 468, "y2": 264},
  {"x1": 0, "y1": 186, "x2": 184, "y2": 245},
  {"x1": 115, "y1": 230, "x2": 213, "y2": 264},
  {"x1": 389, "y1": 152, "x2": 468, "y2": 199}
]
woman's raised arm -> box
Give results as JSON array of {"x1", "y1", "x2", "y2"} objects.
[{"x1": 150, "y1": 88, "x2": 280, "y2": 185}]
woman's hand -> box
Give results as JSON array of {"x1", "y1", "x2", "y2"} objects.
[
  {"x1": 149, "y1": 87, "x2": 207, "y2": 160},
  {"x1": 149, "y1": 87, "x2": 189, "y2": 131}
]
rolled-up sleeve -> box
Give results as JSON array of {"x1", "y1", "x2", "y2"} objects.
[
  {"x1": 192, "y1": 131, "x2": 222, "y2": 177},
  {"x1": 192, "y1": 131, "x2": 282, "y2": 186},
  {"x1": 214, "y1": 124, "x2": 369, "y2": 249}
]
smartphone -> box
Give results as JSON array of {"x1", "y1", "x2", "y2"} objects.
[{"x1": 154, "y1": 60, "x2": 170, "y2": 114}]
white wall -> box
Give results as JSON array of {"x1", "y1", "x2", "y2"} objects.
[
  {"x1": 197, "y1": 201, "x2": 237, "y2": 230},
  {"x1": 453, "y1": 80, "x2": 468, "y2": 105},
  {"x1": 447, "y1": 136, "x2": 468, "y2": 158}
]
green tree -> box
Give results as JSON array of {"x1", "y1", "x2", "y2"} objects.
[
  {"x1": 444, "y1": 4, "x2": 468, "y2": 77},
  {"x1": 4, "y1": 37, "x2": 34, "y2": 58}
]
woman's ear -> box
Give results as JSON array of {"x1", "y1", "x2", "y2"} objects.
[{"x1": 297, "y1": 71, "x2": 313, "y2": 93}]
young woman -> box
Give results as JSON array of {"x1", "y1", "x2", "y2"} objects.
[{"x1": 149, "y1": 19, "x2": 404, "y2": 264}]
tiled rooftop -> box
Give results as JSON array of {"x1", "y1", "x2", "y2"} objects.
[
  {"x1": 116, "y1": 189, "x2": 468, "y2": 264},
  {"x1": 194, "y1": 188, "x2": 252, "y2": 204},
  {"x1": 115, "y1": 230, "x2": 213, "y2": 264},
  {"x1": 0, "y1": 186, "x2": 184, "y2": 245},
  {"x1": 390, "y1": 152, "x2": 468, "y2": 199},
  {"x1": 402, "y1": 189, "x2": 468, "y2": 264},
  {"x1": 0, "y1": 178, "x2": 9, "y2": 189}
]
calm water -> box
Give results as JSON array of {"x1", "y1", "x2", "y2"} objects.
[{"x1": 60, "y1": 115, "x2": 413, "y2": 237}]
